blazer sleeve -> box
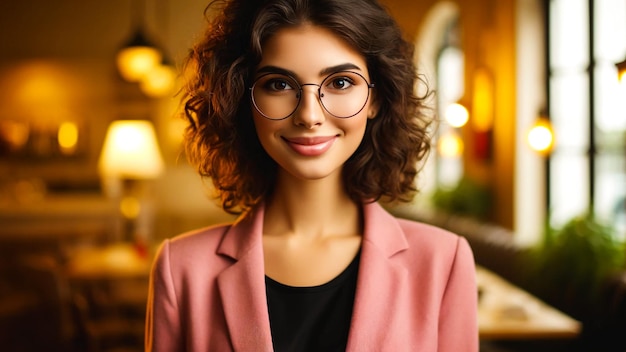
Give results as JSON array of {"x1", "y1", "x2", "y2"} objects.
[
  {"x1": 438, "y1": 236, "x2": 479, "y2": 352},
  {"x1": 145, "y1": 240, "x2": 183, "y2": 352}
]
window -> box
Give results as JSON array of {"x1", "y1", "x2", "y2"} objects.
[
  {"x1": 548, "y1": 0, "x2": 626, "y2": 235},
  {"x1": 435, "y1": 18, "x2": 464, "y2": 188}
]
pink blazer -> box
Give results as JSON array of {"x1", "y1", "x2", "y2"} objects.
[{"x1": 145, "y1": 202, "x2": 478, "y2": 351}]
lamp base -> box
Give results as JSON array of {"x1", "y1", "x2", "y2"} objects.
[{"x1": 118, "y1": 178, "x2": 154, "y2": 245}]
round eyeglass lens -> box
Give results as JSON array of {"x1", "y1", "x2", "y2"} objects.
[{"x1": 251, "y1": 71, "x2": 372, "y2": 120}]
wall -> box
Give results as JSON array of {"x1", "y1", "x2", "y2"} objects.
[
  {"x1": 0, "y1": 0, "x2": 528, "y2": 235},
  {"x1": 384, "y1": 0, "x2": 519, "y2": 229},
  {"x1": 514, "y1": 0, "x2": 547, "y2": 245},
  {"x1": 0, "y1": 0, "x2": 236, "y2": 241}
]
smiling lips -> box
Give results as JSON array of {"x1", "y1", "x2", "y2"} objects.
[{"x1": 283, "y1": 136, "x2": 337, "y2": 156}]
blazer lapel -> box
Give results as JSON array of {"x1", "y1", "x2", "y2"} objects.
[
  {"x1": 346, "y1": 203, "x2": 411, "y2": 351},
  {"x1": 214, "y1": 202, "x2": 409, "y2": 351},
  {"x1": 216, "y1": 206, "x2": 274, "y2": 352}
]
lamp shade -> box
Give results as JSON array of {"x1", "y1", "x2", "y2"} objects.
[
  {"x1": 116, "y1": 30, "x2": 162, "y2": 82},
  {"x1": 98, "y1": 120, "x2": 164, "y2": 179},
  {"x1": 140, "y1": 62, "x2": 177, "y2": 97}
]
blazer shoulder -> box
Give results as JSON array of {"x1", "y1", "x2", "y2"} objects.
[
  {"x1": 161, "y1": 223, "x2": 234, "y2": 260},
  {"x1": 394, "y1": 217, "x2": 473, "y2": 261},
  {"x1": 396, "y1": 217, "x2": 461, "y2": 244},
  {"x1": 389, "y1": 217, "x2": 475, "y2": 297}
]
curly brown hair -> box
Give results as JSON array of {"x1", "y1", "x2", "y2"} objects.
[{"x1": 182, "y1": 0, "x2": 432, "y2": 214}]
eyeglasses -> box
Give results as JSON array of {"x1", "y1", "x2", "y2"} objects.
[{"x1": 250, "y1": 71, "x2": 375, "y2": 120}]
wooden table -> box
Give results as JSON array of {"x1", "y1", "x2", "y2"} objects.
[
  {"x1": 477, "y1": 266, "x2": 581, "y2": 340},
  {"x1": 65, "y1": 243, "x2": 152, "y2": 350},
  {"x1": 66, "y1": 242, "x2": 152, "y2": 280},
  {"x1": 65, "y1": 242, "x2": 153, "y2": 309}
]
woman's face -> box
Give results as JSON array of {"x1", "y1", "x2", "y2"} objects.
[{"x1": 252, "y1": 24, "x2": 375, "y2": 182}]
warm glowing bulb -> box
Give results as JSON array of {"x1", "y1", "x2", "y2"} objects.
[
  {"x1": 120, "y1": 196, "x2": 141, "y2": 219},
  {"x1": 58, "y1": 121, "x2": 79, "y2": 154},
  {"x1": 445, "y1": 103, "x2": 469, "y2": 128},
  {"x1": 116, "y1": 46, "x2": 162, "y2": 82},
  {"x1": 0, "y1": 120, "x2": 29, "y2": 151},
  {"x1": 438, "y1": 132, "x2": 464, "y2": 157},
  {"x1": 527, "y1": 120, "x2": 554, "y2": 154},
  {"x1": 140, "y1": 64, "x2": 177, "y2": 97}
]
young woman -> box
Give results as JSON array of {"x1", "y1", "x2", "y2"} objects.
[{"x1": 145, "y1": 0, "x2": 478, "y2": 351}]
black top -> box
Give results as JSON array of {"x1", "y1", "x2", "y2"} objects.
[{"x1": 265, "y1": 252, "x2": 361, "y2": 352}]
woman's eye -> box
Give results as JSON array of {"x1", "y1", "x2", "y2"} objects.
[
  {"x1": 264, "y1": 78, "x2": 293, "y2": 91},
  {"x1": 328, "y1": 77, "x2": 354, "y2": 90}
]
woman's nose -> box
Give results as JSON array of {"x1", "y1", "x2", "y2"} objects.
[{"x1": 292, "y1": 85, "x2": 325, "y2": 128}]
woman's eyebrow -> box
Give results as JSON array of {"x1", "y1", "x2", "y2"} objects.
[
  {"x1": 255, "y1": 65, "x2": 297, "y2": 77},
  {"x1": 319, "y1": 63, "x2": 362, "y2": 76},
  {"x1": 255, "y1": 63, "x2": 363, "y2": 78}
]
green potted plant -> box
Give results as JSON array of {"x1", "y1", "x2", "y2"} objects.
[
  {"x1": 525, "y1": 213, "x2": 625, "y2": 318},
  {"x1": 430, "y1": 177, "x2": 492, "y2": 221}
]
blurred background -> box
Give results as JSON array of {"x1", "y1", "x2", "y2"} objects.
[{"x1": 0, "y1": 0, "x2": 624, "y2": 351}]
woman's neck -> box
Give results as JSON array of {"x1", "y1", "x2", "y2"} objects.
[{"x1": 263, "y1": 171, "x2": 362, "y2": 239}]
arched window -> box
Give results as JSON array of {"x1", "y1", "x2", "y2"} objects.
[{"x1": 435, "y1": 18, "x2": 465, "y2": 188}]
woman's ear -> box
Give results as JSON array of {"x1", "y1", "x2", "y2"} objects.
[{"x1": 367, "y1": 100, "x2": 380, "y2": 119}]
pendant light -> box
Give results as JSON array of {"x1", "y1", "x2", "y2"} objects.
[
  {"x1": 617, "y1": 58, "x2": 626, "y2": 84},
  {"x1": 139, "y1": 54, "x2": 177, "y2": 97},
  {"x1": 116, "y1": 0, "x2": 162, "y2": 82},
  {"x1": 527, "y1": 111, "x2": 554, "y2": 155},
  {"x1": 617, "y1": 7, "x2": 626, "y2": 85}
]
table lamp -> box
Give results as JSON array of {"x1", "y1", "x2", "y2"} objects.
[{"x1": 98, "y1": 120, "x2": 164, "y2": 243}]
